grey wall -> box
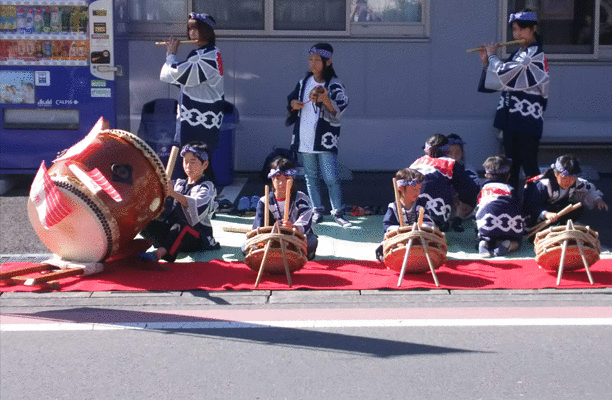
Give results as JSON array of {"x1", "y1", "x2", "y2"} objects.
[{"x1": 129, "y1": 1, "x2": 612, "y2": 172}]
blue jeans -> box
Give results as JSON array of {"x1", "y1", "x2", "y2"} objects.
[{"x1": 301, "y1": 152, "x2": 344, "y2": 216}]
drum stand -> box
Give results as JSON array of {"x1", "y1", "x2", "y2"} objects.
[
  {"x1": 0, "y1": 257, "x2": 104, "y2": 290},
  {"x1": 397, "y1": 222, "x2": 441, "y2": 288},
  {"x1": 555, "y1": 220, "x2": 595, "y2": 286},
  {"x1": 254, "y1": 222, "x2": 294, "y2": 288}
]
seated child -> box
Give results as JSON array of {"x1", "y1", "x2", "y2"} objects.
[
  {"x1": 376, "y1": 168, "x2": 433, "y2": 262},
  {"x1": 446, "y1": 133, "x2": 480, "y2": 231},
  {"x1": 139, "y1": 141, "x2": 220, "y2": 262},
  {"x1": 251, "y1": 156, "x2": 318, "y2": 260},
  {"x1": 523, "y1": 154, "x2": 609, "y2": 228},
  {"x1": 409, "y1": 134, "x2": 480, "y2": 231},
  {"x1": 476, "y1": 155, "x2": 524, "y2": 257}
]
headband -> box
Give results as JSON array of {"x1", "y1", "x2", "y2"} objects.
[
  {"x1": 424, "y1": 142, "x2": 450, "y2": 154},
  {"x1": 447, "y1": 137, "x2": 465, "y2": 146},
  {"x1": 180, "y1": 145, "x2": 208, "y2": 162},
  {"x1": 189, "y1": 12, "x2": 215, "y2": 30},
  {"x1": 485, "y1": 165, "x2": 511, "y2": 175},
  {"x1": 508, "y1": 11, "x2": 537, "y2": 23},
  {"x1": 396, "y1": 178, "x2": 421, "y2": 187},
  {"x1": 553, "y1": 159, "x2": 578, "y2": 177},
  {"x1": 309, "y1": 47, "x2": 333, "y2": 60},
  {"x1": 268, "y1": 168, "x2": 298, "y2": 179}
]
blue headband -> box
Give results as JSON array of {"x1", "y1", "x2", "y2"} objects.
[
  {"x1": 309, "y1": 47, "x2": 333, "y2": 60},
  {"x1": 509, "y1": 11, "x2": 537, "y2": 23},
  {"x1": 189, "y1": 12, "x2": 215, "y2": 30},
  {"x1": 424, "y1": 142, "x2": 450, "y2": 154},
  {"x1": 397, "y1": 178, "x2": 421, "y2": 187},
  {"x1": 268, "y1": 168, "x2": 297, "y2": 179},
  {"x1": 180, "y1": 145, "x2": 208, "y2": 162},
  {"x1": 485, "y1": 165, "x2": 511, "y2": 175},
  {"x1": 447, "y1": 137, "x2": 465, "y2": 146},
  {"x1": 553, "y1": 159, "x2": 578, "y2": 177}
]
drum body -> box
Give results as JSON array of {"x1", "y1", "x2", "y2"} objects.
[
  {"x1": 382, "y1": 225, "x2": 447, "y2": 273},
  {"x1": 244, "y1": 226, "x2": 307, "y2": 274},
  {"x1": 28, "y1": 129, "x2": 169, "y2": 262},
  {"x1": 534, "y1": 225, "x2": 600, "y2": 271}
]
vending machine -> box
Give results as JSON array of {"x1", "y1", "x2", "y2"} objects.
[{"x1": 0, "y1": 0, "x2": 120, "y2": 173}]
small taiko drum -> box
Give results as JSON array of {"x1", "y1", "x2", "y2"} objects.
[
  {"x1": 382, "y1": 225, "x2": 447, "y2": 273},
  {"x1": 27, "y1": 128, "x2": 169, "y2": 262},
  {"x1": 534, "y1": 225, "x2": 600, "y2": 271},
  {"x1": 244, "y1": 226, "x2": 308, "y2": 274}
]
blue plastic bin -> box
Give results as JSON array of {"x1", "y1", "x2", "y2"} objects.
[
  {"x1": 137, "y1": 99, "x2": 238, "y2": 186},
  {"x1": 212, "y1": 101, "x2": 239, "y2": 186}
]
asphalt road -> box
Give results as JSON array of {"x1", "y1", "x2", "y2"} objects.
[{"x1": 3, "y1": 292, "x2": 612, "y2": 400}]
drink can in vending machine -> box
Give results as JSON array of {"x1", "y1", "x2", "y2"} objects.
[
  {"x1": 34, "y1": 7, "x2": 43, "y2": 33},
  {"x1": 16, "y1": 7, "x2": 26, "y2": 33},
  {"x1": 24, "y1": 8, "x2": 34, "y2": 34},
  {"x1": 61, "y1": 7, "x2": 71, "y2": 33},
  {"x1": 43, "y1": 40, "x2": 52, "y2": 59},
  {"x1": 6, "y1": 6, "x2": 17, "y2": 32},
  {"x1": 51, "y1": 7, "x2": 60, "y2": 33}
]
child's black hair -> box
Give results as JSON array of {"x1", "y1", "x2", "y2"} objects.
[
  {"x1": 269, "y1": 156, "x2": 297, "y2": 172},
  {"x1": 543, "y1": 154, "x2": 581, "y2": 181},
  {"x1": 483, "y1": 155, "x2": 512, "y2": 182},
  {"x1": 187, "y1": 15, "x2": 216, "y2": 46},
  {"x1": 424, "y1": 134, "x2": 449, "y2": 158}
]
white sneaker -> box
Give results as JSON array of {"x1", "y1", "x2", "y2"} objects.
[
  {"x1": 334, "y1": 215, "x2": 352, "y2": 228},
  {"x1": 312, "y1": 212, "x2": 324, "y2": 224}
]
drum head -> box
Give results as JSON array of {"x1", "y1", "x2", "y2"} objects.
[
  {"x1": 536, "y1": 246, "x2": 600, "y2": 271},
  {"x1": 27, "y1": 182, "x2": 116, "y2": 262},
  {"x1": 384, "y1": 245, "x2": 446, "y2": 274}
]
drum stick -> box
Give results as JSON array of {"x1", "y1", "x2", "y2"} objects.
[
  {"x1": 465, "y1": 39, "x2": 526, "y2": 53},
  {"x1": 264, "y1": 185, "x2": 270, "y2": 227},
  {"x1": 283, "y1": 179, "x2": 292, "y2": 224},
  {"x1": 222, "y1": 225, "x2": 250, "y2": 233},
  {"x1": 165, "y1": 146, "x2": 180, "y2": 178},
  {"x1": 392, "y1": 178, "x2": 405, "y2": 227},
  {"x1": 397, "y1": 223, "x2": 416, "y2": 287},
  {"x1": 527, "y1": 203, "x2": 582, "y2": 239},
  {"x1": 155, "y1": 39, "x2": 198, "y2": 45},
  {"x1": 417, "y1": 207, "x2": 425, "y2": 227}
]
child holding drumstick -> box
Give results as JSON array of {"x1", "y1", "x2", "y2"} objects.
[
  {"x1": 375, "y1": 168, "x2": 433, "y2": 262},
  {"x1": 251, "y1": 156, "x2": 318, "y2": 260},
  {"x1": 139, "y1": 141, "x2": 220, "y2": 262},
  {"x1": 522, "y1": 154, "x2": 608, "y2": 229}
]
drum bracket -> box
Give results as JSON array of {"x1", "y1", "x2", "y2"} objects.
[{"x1": 0, "y1": 257, "x2": 104, "y2": 290}]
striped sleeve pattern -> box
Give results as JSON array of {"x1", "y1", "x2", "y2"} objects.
[{"x1": 160, "y1": 47, "x2": 222, "y2": 88}]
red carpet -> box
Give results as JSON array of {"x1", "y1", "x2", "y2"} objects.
[{"x1": 1, "y1": 257, "x2": 612, "y2": 292}]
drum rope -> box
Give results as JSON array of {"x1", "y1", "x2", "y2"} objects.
[
  {"x1": 535, "y1": 228, "x2": 601, "y2": 256},
  {"x1": 245, "y1": 232, "x2": 307, "y2": 256},
  {"x1": 383, "y1": 230, "x2": 447, "y2": 254}
]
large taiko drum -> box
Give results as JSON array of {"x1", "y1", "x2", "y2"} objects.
[
  {"x1": 244, "y1": 226, "x2": 307, "y2": 274},
  {"x1": 27, "y1": 128, "x2": 169, "y2": 262},
  {"x1": 382, "y1": 225, "x2": 447, "y2": 273},
  {"x1": 534, "y1": 225, "x2": 600, "y2": 271}
]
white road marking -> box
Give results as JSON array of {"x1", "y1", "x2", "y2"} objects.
[{"x1": 3, "y1": 317, "x2": 612, "y2": 332}]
